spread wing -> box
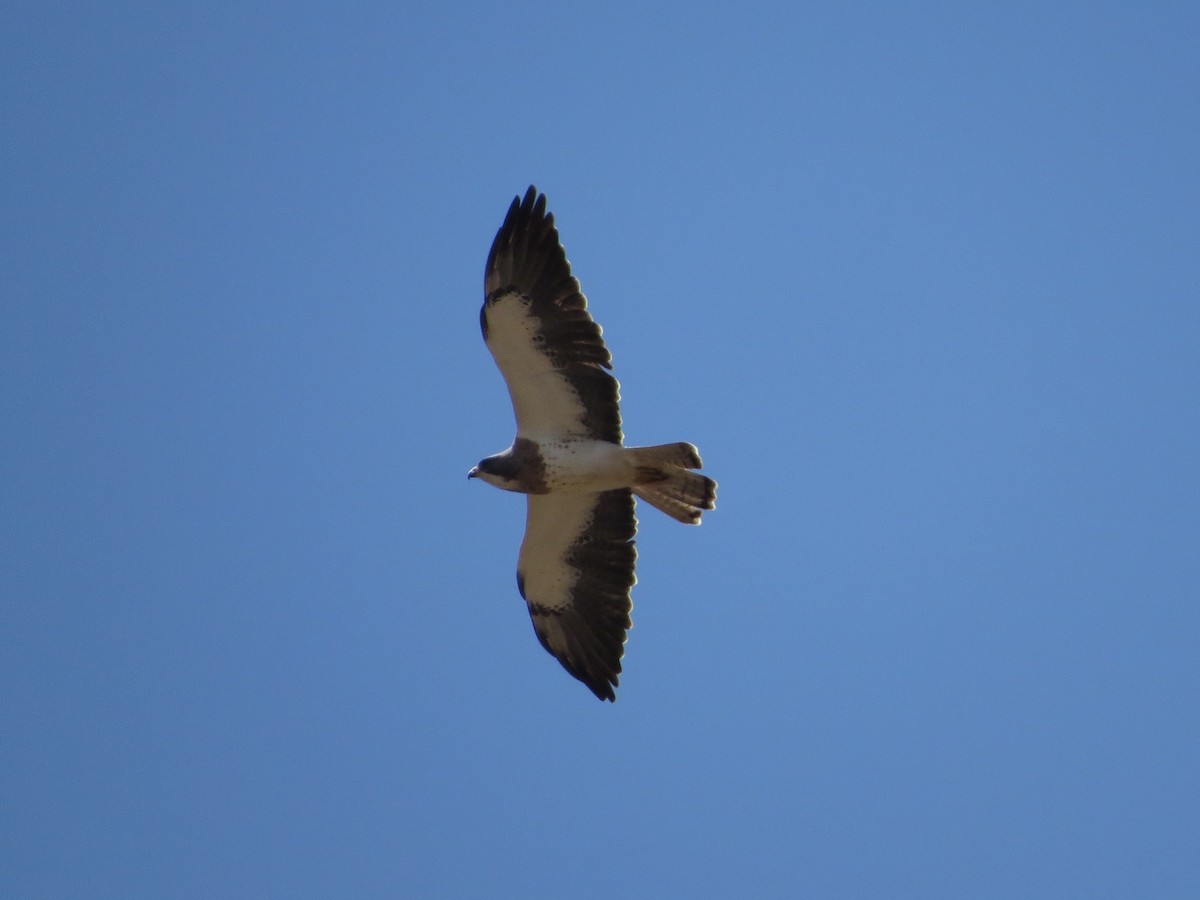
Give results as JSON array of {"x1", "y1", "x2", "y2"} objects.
[
  {"x1": 517, "y1": 489, "x2": 637, "y2": 701},
  {"x1": 481, "y1": 186, "x2": 622, "y2": 443}
]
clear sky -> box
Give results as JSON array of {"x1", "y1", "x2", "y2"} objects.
[{"x1": 3, "y1": 2, "x2": 1197, "y2": 897}]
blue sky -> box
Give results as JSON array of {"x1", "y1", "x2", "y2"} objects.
[{"x1": 2, "y1": 2, "x2": 1197, "y2": 897}]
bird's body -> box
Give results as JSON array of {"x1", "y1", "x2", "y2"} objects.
[
  {"x1": 472, "y1": 436, "x2": 641, "y2": 495},
  {"x1": 470, "y1": 187, "x2": 716, "y2": 701}
]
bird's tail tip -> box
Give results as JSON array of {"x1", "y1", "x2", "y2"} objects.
[{"x1": 627, "y1": 443, "x2": 716, "y2": 524}]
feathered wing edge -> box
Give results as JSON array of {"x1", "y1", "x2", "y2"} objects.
[
  {"x1": 518, "y1": 489, "x2": 637, "y2": 701},
  {"x1": 481, "y1": 186, "x2": 622, "y2": 443}
]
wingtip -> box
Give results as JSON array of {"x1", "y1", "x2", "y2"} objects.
[
  {"x1": 516, "y1": 184, "x2": 540, "y2": 213},
  {"x1": 590, "y1": 683, "x2": 618, "y2": 703}
]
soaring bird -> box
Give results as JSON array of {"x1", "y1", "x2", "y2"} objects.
[{"x1": 469, "y1": 187, "x2": 716, "y2": 701}]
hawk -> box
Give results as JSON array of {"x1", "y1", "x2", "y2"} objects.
[{"x1": 469, "y1": 186, "x2": 717, "y2": 701}]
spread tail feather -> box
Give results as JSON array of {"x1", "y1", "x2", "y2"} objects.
[{"x1": 626, "y1": 442, "x2": 717, "y2": 525}]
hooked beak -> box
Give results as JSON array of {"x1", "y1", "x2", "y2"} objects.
[{"x1": 467, "y1": 467, "x2": 478, "y2": 480}]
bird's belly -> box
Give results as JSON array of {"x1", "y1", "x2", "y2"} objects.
[{"x1": 539, "y1": 439, "x2": 631, "y2": 493}]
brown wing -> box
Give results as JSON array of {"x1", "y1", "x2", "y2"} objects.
[
  {"x1": 481, "y1": 187, "x2": 622, "y2": 443},
  {"x1": 517, "y1": 489, "x2": 637, "y2": 701}
]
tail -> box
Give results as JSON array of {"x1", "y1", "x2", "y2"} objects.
[{"x1": 626, "y1": 442, "x2": 717, "y2": 525}]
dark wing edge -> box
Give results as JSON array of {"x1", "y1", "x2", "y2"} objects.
[
  {"x1": 519, "y1": 489, "x2": 638, "y2": 702},
  {"x1": 482, "y1": 186, "x2": 622, "y2": 444}
]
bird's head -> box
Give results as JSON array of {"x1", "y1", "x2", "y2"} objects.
[{"x1": 467, "y1": 452, "x2": 522, "y2": 492}]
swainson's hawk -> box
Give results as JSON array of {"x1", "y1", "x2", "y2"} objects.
[{"x1": 469, "y1": 186, "x2": 717, "y2": 701}]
